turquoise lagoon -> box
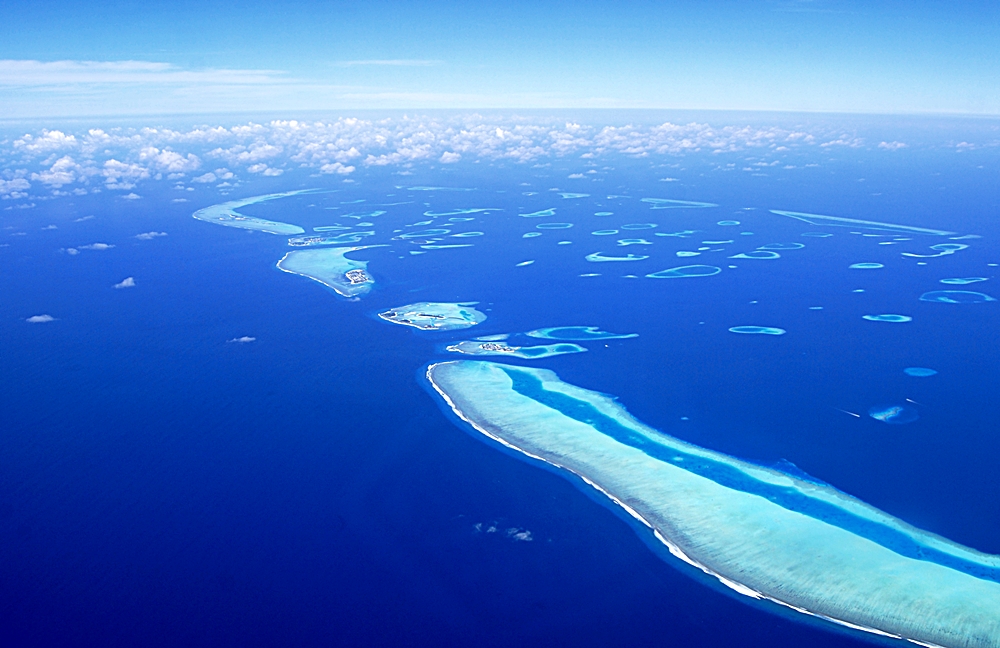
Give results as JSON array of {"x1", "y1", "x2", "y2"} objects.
[
  {"x1": 276, "y1": 246, "x2": 382, "y2": 298},
  {"x1": 379, "y1": 302, "x2": 486, "y2": 331},
  {"x1": 427, "y1": 361, "x2": 1000, "y2": 648}
]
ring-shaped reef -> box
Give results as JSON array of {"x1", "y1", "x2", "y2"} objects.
[
  {"x1": 863, "y1": 314, "x2": 913, "y2": 322},
  {"x1": 758, "y1": 243, "x2": 805, "y2": 250},
  {"x1": 378, "y1": 302, "x2": 486, "y2": 331},
  {"x1": 621, "y1": 223, "x2": 657, "y2": 230},
  {"x1": 646, "y1": 265, "x2": 721, "y2": 278},
  {"x1": 920, "y1": 290, "x2": 997, "y2": 304},
  {"x1": 426, "y1": 361, "x2": 1000, "y2": 648},
  {"x1": 398, "y1": 229, "x2": 451, "y2": 239},
  {"x1": 729, "y1": 326, "x2": 786, "y2": 335},
  {"x1": 446, "y1": 340, "x2": 586, "y2": 359},
  {"x1": 903, "y1": 244, "x2": 969, "y2": 259},
  {"x1": 717, "y1": 220, "x2": 741, "y2": 226},
  {"x1": 592, "y1": 230, "x2": 619, "y2": 236},
  {"x1": 424, "y1": 208, "x2": 500, "y2": 217},
  {"x1": 525, "y1": 326, "x2": 638, "y2": 341},
  {"x1": 731, "y1": 251, "x2": 781, "y2": 259},
  {"x1": 618, "y1": 239, "x2": 653, "y2": 246},
  {"x1": 940, "y1": 278, "x2": 989, "y2": 285},
  {"x1": 868, "y1": 404, "x2": 920, "y2": 425},
  {"x1": 586, "y1": 252, "x2": 649, "y2": 262},
  {"x1": 850, "y1": 263, "x2": 884, "y2": 269},
  {"x1": 536, "y1": 222, "x2": 574, "y2": 229}
]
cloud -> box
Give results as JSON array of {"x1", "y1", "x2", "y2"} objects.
[
  {"x1": 31, "y1": 156, "x2": 92, "y2": 187},
  {"x1": 0, "y1": 59, "x2": 287, "y2": 86},
  {"x1": 78, "y1": 242, "x2": 114, "y2": 250},
  {"x1": 439, "y1": 152, "x2": 461, "y2": 163},
  {"x1": 121, "y1": 192, "x2": 141, "y2": 200},
  {"x1": 228, "y1": 336, "x2": 256, "y2": 343},
  {"x1": 319, "y1": 162, "x2": 355, "y2": 175},
  {"x1": 0, "y1": 177, "x2": 30, "y2": 198},
  {"x1": 135, "y1": 231, "x2": 167, "y2": 240},
  {"x1": 13, "y1": 130, "x2": 77, "y2": 152},
  {"x1": 26, "y1": 314, "x2": 55, "y2": 323},
  {"x1": 567, "y1": 173, "x2": 584, "y2": 178},
  {"x1": 114, "y1": 276, "x2": 136, "y2": 289},
  {"x1": 192, "y1": 172, "x2": 216, "y2": 183},
  {"x1": 878, "y1": 141, "x2": 907, "y2": 150},
  {"x1": 335, "y1": 60, "x2": 442, "y2": 67}
]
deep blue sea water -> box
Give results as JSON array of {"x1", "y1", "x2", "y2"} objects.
[{"x1": 2, "y1": 114, "x2": 999, "y2": 646}]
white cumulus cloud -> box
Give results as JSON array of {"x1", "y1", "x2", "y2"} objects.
[
  {"x1": 26, "y1": 314, "x2": 56, "y2": 323},
  {"x1": 114, "y1": 276, "x2": 136, "y2": 289}
]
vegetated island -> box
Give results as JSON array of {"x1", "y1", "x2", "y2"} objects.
[
  {"x1": 277, "y1": 245, "x2": 384, "y2": 298},
  {"x1": 379, "y1": 302, "x2": 486, "y2": 330}
]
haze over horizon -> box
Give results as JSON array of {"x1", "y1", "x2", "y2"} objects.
[{"x1": 2, "y1": 0, "x2": 998, "y2": 118}]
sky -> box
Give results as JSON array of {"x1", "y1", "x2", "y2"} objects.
[{"x1": 1, "y1": 0, "x2": 999, "y2": 117}]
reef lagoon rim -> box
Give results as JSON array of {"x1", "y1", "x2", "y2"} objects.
[{"x1": 427, "y1": 361, "x2": 1000, "y2": 648}]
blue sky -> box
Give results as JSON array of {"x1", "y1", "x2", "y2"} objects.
[{"x1": 1, "y1": 0, "x2": 998, "y2": 116}]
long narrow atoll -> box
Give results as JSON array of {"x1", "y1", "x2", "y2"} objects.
[
  {"x1": 192, "y1": 191, "x2": 316, "y2": 234},
  {"x1": 379, "y1": 302, "x2": 486, "y2": 330},
  {"x1": 770, "y1": 210, "x2": 955, "y2": 236},
  {"x1": 427, "y1": 361, "x2": 1000, "y2": 648},
  {"x1": 276, "y1": 245, "x2": 383, "y2": 297}
]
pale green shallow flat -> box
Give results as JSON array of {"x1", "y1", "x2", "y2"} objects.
[
  {"x1": 276, "y1": 245, "x2": 384, "y2": 297},
  {"x1": 193, "y1": 191, "x2": 313, "y2": 234},
  {"x1": 427, "y1": 360, "x2": 1000, "y2": 648}
]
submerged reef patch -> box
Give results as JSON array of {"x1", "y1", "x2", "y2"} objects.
[
  {"x1": 904, "y1": 367, "x2": 938, "y2": 377},
  {"x1": 868, "y1": 404, "x2": 919, "y2": 425}
]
